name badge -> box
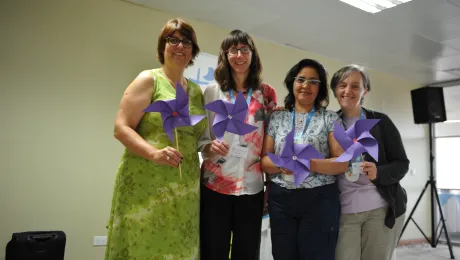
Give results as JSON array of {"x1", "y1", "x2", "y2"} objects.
[
  {"x1": 345, "y1": 162, "x2": 362, "y2": 182},
  {"x1": 230, "y1": 145, "x2": 249, "y2": 159},
  {"x1": 283, "y1": 173, "x2": 294, "y2": 183},
  {"x1": 232, "y1": 135, "x2": 240, "y2": 144}
]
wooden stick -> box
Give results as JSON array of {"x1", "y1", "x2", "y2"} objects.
[{"x1": 175, "y1": 128, "x2": 182, "y2": 180}]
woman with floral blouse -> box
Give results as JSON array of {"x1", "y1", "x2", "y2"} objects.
[{"x1": 198, "y1": 29, "x2": 277, "y2": 260}]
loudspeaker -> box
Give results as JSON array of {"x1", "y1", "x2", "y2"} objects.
[
  {"x1": 5, "y1": 231, "x2": 66, "y2": 260},
  {"x1": 410, "y1": 86, "x2": 446, "y2": 124}
]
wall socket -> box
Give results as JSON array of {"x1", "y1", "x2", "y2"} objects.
[{"x1": 93, "y1": 236, "x2": 107, "y2": 246}]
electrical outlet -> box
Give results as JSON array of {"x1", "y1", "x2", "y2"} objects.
[{"x1": 93, "y1": 236, "x2": 107, "y2": 246}]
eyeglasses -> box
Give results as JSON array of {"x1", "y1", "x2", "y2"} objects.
[
  {"x1": 166, "y1": 37, "x2": 193, "y2": 49},
  {"x1": 227, "y1": 47, "x2": 252, "y2": 56},
  {"x1": 294, "y1": 77, "x2": 321, "y2": 87}
]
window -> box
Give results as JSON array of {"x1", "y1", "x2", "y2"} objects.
[{"x1": 435, "y1": 136, "x2": 460, "y2": 189}]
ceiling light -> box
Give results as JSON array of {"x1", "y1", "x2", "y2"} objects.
[{"x1": 339, "y1": 0, "x2": 413, "y2": 14}]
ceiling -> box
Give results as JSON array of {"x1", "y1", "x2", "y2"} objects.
[{"x1": 125, "y1": 0, "x2": 460, "y2": 86}]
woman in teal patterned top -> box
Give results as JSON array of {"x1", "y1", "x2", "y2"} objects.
[
  {"x1": 261, "y1": 59, "x2": 348, "y2": 260},
  {"x1": 105, "y1": 18, "x2": 207, "y2": 260}
]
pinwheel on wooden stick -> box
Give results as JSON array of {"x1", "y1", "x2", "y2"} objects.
[{"x1": 143, "y1": 82, "x2": 206, "y2": 179}]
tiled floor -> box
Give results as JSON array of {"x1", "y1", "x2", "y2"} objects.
[{"x1": 396, "y1": 243, "x2": 460, "y2": 260}]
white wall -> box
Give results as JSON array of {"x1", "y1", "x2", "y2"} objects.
[{"x1": 0, "y1": 0, "x2": 432, "y2": 259}]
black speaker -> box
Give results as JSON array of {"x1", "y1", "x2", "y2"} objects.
[
  {"x1": 5, "y1": 231, "x2": 66, "y2": 260},
  {"x1": 410, "y1": 86, "x2": 446, "y2": 124}
]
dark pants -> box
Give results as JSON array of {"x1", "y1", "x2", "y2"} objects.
[
  {"x1": 200, "y1": 184, "x2": 264, "y2": 260},
  {"x1": 268, "y1": 182, "x2": 341, "y2": 260}
]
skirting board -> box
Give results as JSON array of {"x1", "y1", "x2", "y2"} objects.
[{"x1": 398, "y1": 238, "x2": 431, "y2": 247}]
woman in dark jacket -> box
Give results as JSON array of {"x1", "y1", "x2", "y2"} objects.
[{"x1": 331, "y1": 64, "x2": 409, "y2": 260}]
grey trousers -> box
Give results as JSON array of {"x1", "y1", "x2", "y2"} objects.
[{"x1": 335, "y1": 206, "x2": 405, "y2": 260}]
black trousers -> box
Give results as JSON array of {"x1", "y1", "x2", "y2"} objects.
[
  {"x1": 268, "y1": 182, "x2": 341, "y2": 260},
  {"x1": 200, "y1": 184, "x2": 264, "y2": 260}
]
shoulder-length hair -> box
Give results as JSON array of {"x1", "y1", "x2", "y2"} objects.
[
  {"x1": 214, "y1": 29, "x2": 262, "y2": 92},
  {"x1": 284, "y1": 59, "x2": 329, "y2": 111}
]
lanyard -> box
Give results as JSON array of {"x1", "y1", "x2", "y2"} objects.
[
  {"x1": 229, "y1": 88, "x2": 253, "y2": 105},
  {"x1": 291, "y1": 107, "x2": 315, "y2": 143}
]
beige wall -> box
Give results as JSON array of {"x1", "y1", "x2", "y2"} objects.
[{"x1": 0, "y1": 0, "x2": 431, "y2": 259}]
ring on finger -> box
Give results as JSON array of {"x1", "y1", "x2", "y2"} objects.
[{"x1": 166, "y1": 156, "x2": 170, "y2": 161}]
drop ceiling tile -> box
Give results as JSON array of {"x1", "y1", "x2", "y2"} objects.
[
  {"x1": 441, "y1": 45, "x2": 460, "y2": 56},
  {"x1": 129, "y1": 0, "x2": 460, "y2": 85},
  {"x1": 202, "y1": 0, "x2": 279, "y2": 32},
  {"x1": 442, "y1": 37, "x2": 460, "y2": 50},
  {"x1": 124, "y1": 0, "x2": 147, "y2": 5},
  {"x1": 142, "y1": 0, "x2": 221, "y2": 19}
]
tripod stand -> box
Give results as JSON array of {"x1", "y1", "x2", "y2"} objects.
[{"x1": 399, "y1": 122, "x2": 455, "y2": 259}]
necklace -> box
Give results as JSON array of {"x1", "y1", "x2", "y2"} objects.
[
  {"x1": 296, "y1": 112, "x2": 307, "y2": 124},
  {"x1": 295, "y1": 112, "x2": 308, "y2": 132}
]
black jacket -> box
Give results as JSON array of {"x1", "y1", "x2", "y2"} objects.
[{"x1": 338, "y1": 108, "x2": 409, "y2": 228}]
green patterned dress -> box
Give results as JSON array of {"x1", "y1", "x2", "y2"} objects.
[{"x1": 105, "y1": 69, "x2": 207, "y2": 260}]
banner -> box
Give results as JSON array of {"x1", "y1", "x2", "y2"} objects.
[{"x1": 184, "y1": 52, "x2": 218, "y2": 93}]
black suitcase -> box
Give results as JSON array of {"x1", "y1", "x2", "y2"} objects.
[{"x1": 5, "y1": 231, "x2": 66, "y2": 260}]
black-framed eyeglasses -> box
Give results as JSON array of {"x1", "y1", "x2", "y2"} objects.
[
  {"x1": 166, "y1": 37, "x2": 192, "y2": 49},
  {"x1": 294, "y1": 77, "x2": 321, "y2": 87},
  {"x1": 227, "y1": 46, "x2": 252, "y2": 56}
]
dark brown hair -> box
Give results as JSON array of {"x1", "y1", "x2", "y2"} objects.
[
  {"x1": 214, "y1": 29, "x2": 262, "y2": 92},
  {"x1": 157, "y1": 18, "x2": 200, "y2": 67},
  {"x1": 284, "y1": 59, "x2": 330, "y2": 111}
]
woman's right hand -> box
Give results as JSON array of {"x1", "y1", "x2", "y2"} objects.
[
  {"x1": 280, "y1": 167, "x2": 293, "y2": 175},
  {"x1": 209, "y1": 140, "x2": 230, "y2": 157},
  {"x1": 151, "y1": 147, "x2": 183, "y2": 167}
]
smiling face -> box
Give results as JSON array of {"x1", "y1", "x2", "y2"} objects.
[
  {"x1": 293, "y1": 66, "x2": 320, "y2": 107},
  {"x1": 335, "y1": 71, "x2": 368, "y2": 110},
  {"x1": 227, "y1": 43, "x2": 252, "y2": 75},
  {"x1": 163, "y1": 31, "x2": 193, "y2": 68}
]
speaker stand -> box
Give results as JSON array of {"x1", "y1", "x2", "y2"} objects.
[{"x1": 399, "y1": 122, "x2": 455, "y2": 259}]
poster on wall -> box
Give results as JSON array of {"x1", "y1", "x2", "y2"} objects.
[{"x1": 184, "y1": 52, "x2": 218, "y2": 93}]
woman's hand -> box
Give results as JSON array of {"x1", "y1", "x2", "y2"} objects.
[
  {"x1": 208, "y1": 140, "x2": 230, "y2": 157},
  {"x1": 263, "y1": 182, "x2": 270, "y2": 215},
  {"x1": 151, "y1": 147, "x2": 183, "y2": 167},
  {"x1": 280, "y1": 168, "x2": 293, "y2": 175},
  {"x1": 272, "y1": 106, "x2": 286, "y2": 112},
  {"x1": 362, "y1": 161, "x2": 377, "y2": 180}
]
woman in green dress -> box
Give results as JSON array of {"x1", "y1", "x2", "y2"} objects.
[{"x1": 105, "y1": 18, "x2": 207, "y2": 260}]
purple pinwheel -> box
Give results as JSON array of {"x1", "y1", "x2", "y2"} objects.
[
  {"x1": 143, "y1": 82, "x2": 205, "y2": 142},
  {"x1": 203, "y1": 91, "x2": 258, "y2": 142},
  {"x1": 267, "y1": 131, "x2": 325, "y2": 187},
  {"x1": 333, "y1": 119, "x2": 380, "y2": 162}
]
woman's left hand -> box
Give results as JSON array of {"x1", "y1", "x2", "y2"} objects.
[
  {"x1": 362, "y1": 161, "x2": 377, "y2": 180},
  {"x1": 273, "y1": 106, "x2": 286, "y2": 112},
  {"x1": 263, "y1": 183, "x2": 269, "y2": 215}
]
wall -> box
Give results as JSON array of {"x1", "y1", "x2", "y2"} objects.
[{"x1": 0, "y1": 0, "x2": 431, "y2": 259}]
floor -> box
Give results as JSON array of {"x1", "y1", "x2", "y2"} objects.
[{"x1": 396, "y1": 243, "x2": 460, "y2": 260}]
